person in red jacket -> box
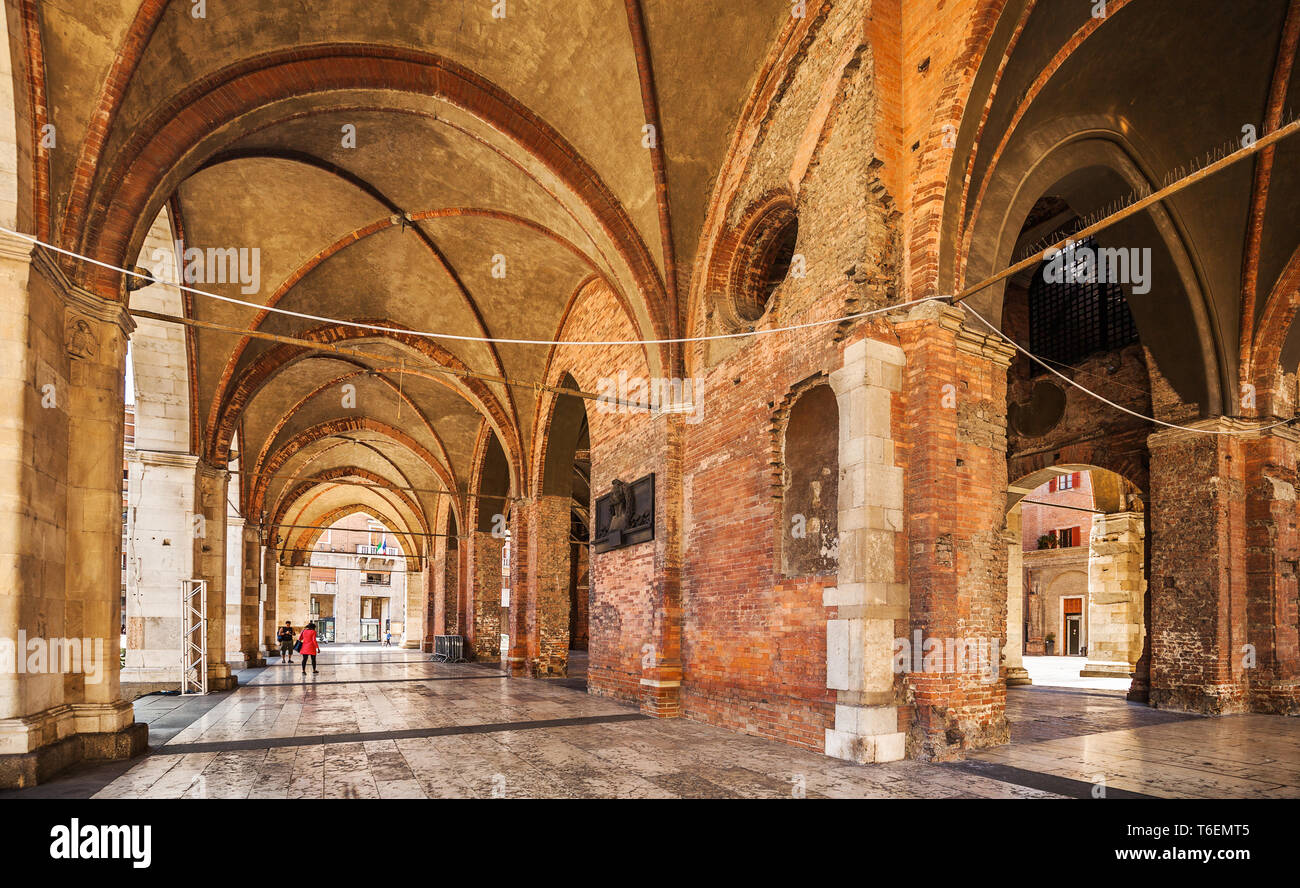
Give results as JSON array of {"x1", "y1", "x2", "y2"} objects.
[{"x1": 298, "y1": 621, "x2": 320, "y2": 675}]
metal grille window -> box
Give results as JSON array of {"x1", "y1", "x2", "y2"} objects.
[{"x1": 1028, "y1": 236, "x2": 1138, "y2": 370}]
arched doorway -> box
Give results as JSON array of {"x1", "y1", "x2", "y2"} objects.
[{"x1": 1006, "y1": 465, "x2": 1149, "y2": 705}]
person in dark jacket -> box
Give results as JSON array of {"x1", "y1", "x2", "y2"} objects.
[{"x1": 277, "y1": 621, "x2": 295, "y2": 664}]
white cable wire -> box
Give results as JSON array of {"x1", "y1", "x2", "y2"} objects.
[
  {"x1": 2, "y1": 227, "x2": 945, "y2": 346},
  {"x1": 958, "y1": 301, "x2": 1295, "y2": 437},
  {"x1": 13, "y1": 227, "x2": 1289, "y2": 437}
]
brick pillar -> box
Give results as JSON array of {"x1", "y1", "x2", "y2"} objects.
[
  {"x1": 1148, "y1": 419, "x2": 1249, "y2": 713},
  {"x1": 1244, "y1": 427, "x2": 1300, "y2": 713},
  {"x1": 1005, "y1": 505, "x2": 1030, "y2": 685},
  {"x1": 640, "y1": 414, "x2": 684, "y2": 718},
  {"x1": 895, "y1": 304, "x2": 1013, "y2": 760},
  {"x1": 823, "y1": 335, "x2": 907, "y2": 762},
  {"x1": 471, "y1": 531, "x2": 504, "y2": 659},
  {"x1": 504, "y1": 505, "x2": 530, "y2": 676},
  {"x1": 528, "y1": 495, "x2": 571, "y2": 676},
  {"x1": 1081, "y1": 511, "x2": 1146, "y2": 677}
]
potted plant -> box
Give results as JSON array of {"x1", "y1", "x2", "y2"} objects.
[
  {"x1": 1045, "y1": 631, "x2": 1056, "y2": 655},
  {"x1": 1037, "y1": 534, "x2": 1057, "y2": 550}
]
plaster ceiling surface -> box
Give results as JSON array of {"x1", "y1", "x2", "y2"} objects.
[{"x1": 44, "y1": 1, "x2": 792, "y2": 550}]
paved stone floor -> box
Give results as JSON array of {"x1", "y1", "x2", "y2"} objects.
[{"x1": 4, "y1": 645, "x2": 1299, "y2": 798}]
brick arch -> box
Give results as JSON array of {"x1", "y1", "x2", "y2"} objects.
[
  {"x1": 4, "y1": 0, "x2": 51, "y2": 238},
  {"x1": 247, "y1": 365, "x2": 454, "y2": 510},
  {"x1": 531, "y1": 276, "x2": 652, "y2": 499},
  {"x1": 706, "y1": 188, "x2": 799, "y2": 334},
  {"x1": 1008, "y1": 452, "x2": 1147, "y2": 514},
  {"x1": 269, "y1": 465, "x2": 429, "y2": 551},
  {"x1": 948, "y1": 0, "x2": 1136, "y2": 292},
  {"x1": 250, "y1": 416, "x2": 460, "y2": 529},
  {"x1": 283, "y1": 503, "x2": 421, "y2": 570},
  {"x1": 959, "y1": 132, "x2": 1225, "y2": 416},
  {"x1": 208, "y1": 319, "x2": 522, "y2": 482},
  {"x1": 62, "y1": 43, "x2": 673, "y2": 374},
  {"x1": 1249, "y1": 241, "x2": 1300, "y2": 416},
  {"x1": 767, "y1": 372, "x2": 831, "y2": 499}
]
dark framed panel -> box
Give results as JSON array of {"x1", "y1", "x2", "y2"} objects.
[{"x1": 593, "y1": 473, "x2": 655, "y2": 554}]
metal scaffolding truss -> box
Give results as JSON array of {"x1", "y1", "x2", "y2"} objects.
[{"x1": 181, "y1": 579, "x2": 208, "y2": 695}]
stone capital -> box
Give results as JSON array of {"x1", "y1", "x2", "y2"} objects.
[
  {"x1": 30, "y1": 245, "x2": 135, "y2": 339},
  {"x1": 128, "y1": 448, "x2": 200, "y2": 470}
]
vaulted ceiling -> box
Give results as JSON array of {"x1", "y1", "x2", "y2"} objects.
[{"x1": 36, "y1": 0, "x2": 789, "y2": 557}]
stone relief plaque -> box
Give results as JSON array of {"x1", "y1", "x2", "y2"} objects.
[
  {"x1": 64, "y1": 316, "x2": 98, "y2": 359},
  {"x1": 592, "y1": 473, "x2": 655, "y2": 554}
]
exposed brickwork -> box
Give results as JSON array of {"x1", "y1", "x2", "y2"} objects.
[
  {"x1": 1148, "y1": 424, "x2": 1250, "y2": 713},
  {"x1": 895, "y1": 306, "x2": 1012, "y2": 759},
  {"x1": 471, "y1": 531, "x2": 504, "y2": 660}
]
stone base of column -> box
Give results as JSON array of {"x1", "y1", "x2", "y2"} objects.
[
  {"x1": 824, "y1": 704, "x2": 905, "y2": 763},
  {"x1": 1005, "y1": 665, "x2": 1032, "y2": 686},
  {"x1": 504, "y1": 655, "x2": 529, "y2": 677},
  {"x1": 1126, "y1": 674, "x2": 1150, "y2": 703},
  {"x1": 639, "y1": 679, "x2": 681, "y2": 718},
  {"x1": 207, "y1": 663, "x2": 237, "y2": 691},
  {"x1": 401, "y1": 641, "x2": 421, "y2": 650},
  {"x1": 0, "y1": 703, "x2": 148, "y2": 789},
  {"x1": 532, "y1": 654, "x2": 568, "y2": 677},
  {"x1": 1080, "y1": 660, "x2": 1135, "y2": 678}
]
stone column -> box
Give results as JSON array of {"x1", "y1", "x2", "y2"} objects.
[
  {"x1": 194, "y1": 463, "x2": 234, "y2": 690},
  {"x1": 893, "y1": 304, "x2": 1014, "y2": 759},
  {"x1": 260, "y1": 544, "x2": 278, "y2": 659},
  {"x1": 402, "y1": 563, "x2": 424, "y2": 649},
  {"x1": 0, "y1": 243, "x2": 146, "y2": 787},
  {"x1": 823, "y1": 335, "x2": 908, "y2": 763},
  {"x1": 1005, "y1": 504, "x2": 1030, "y2": 685},
  {"x1": 1148, "y1": 419, "x2": 1249, "y2": 713},
  {"x1": 122, "y1": 450, "x2": 200, "y2": 690},
  {"x1": 241, "y1": 524, "x2": 265, "y2": 667},
  {"x1": 277, "y1": 564, "x2": 311, "y2": 631},
  {"x1": 425, "y1": 535, "x2": 446, "y2": 650},
  {"x1": 224, "y1": 515, "x2": 247, "y2": 670},
  {"x1": 1081, "y1": 511, "x2": 1146, "y2": 678},
  {"x1": 471, "y1": 531, "x2": 505, "y2": 659}
]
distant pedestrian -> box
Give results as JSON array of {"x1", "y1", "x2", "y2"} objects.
[
  {"x1": 277, "y1": 622, "x2": 295, "y2": 664},
  {"x1": 299, "y1": 622, "x2": 320, "y2": 675},
  {"x1": 384, "y1": 630, "x2": 392, "y2": 647}
]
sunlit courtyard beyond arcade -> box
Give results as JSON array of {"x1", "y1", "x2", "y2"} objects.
[{"x1": 5, "y1": 0, "x2": 1300, "y2": 854}]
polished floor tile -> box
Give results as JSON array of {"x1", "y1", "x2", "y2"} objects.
[{"x1": 6, "y1": 645, "x2": 1298, "y2": 799}]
